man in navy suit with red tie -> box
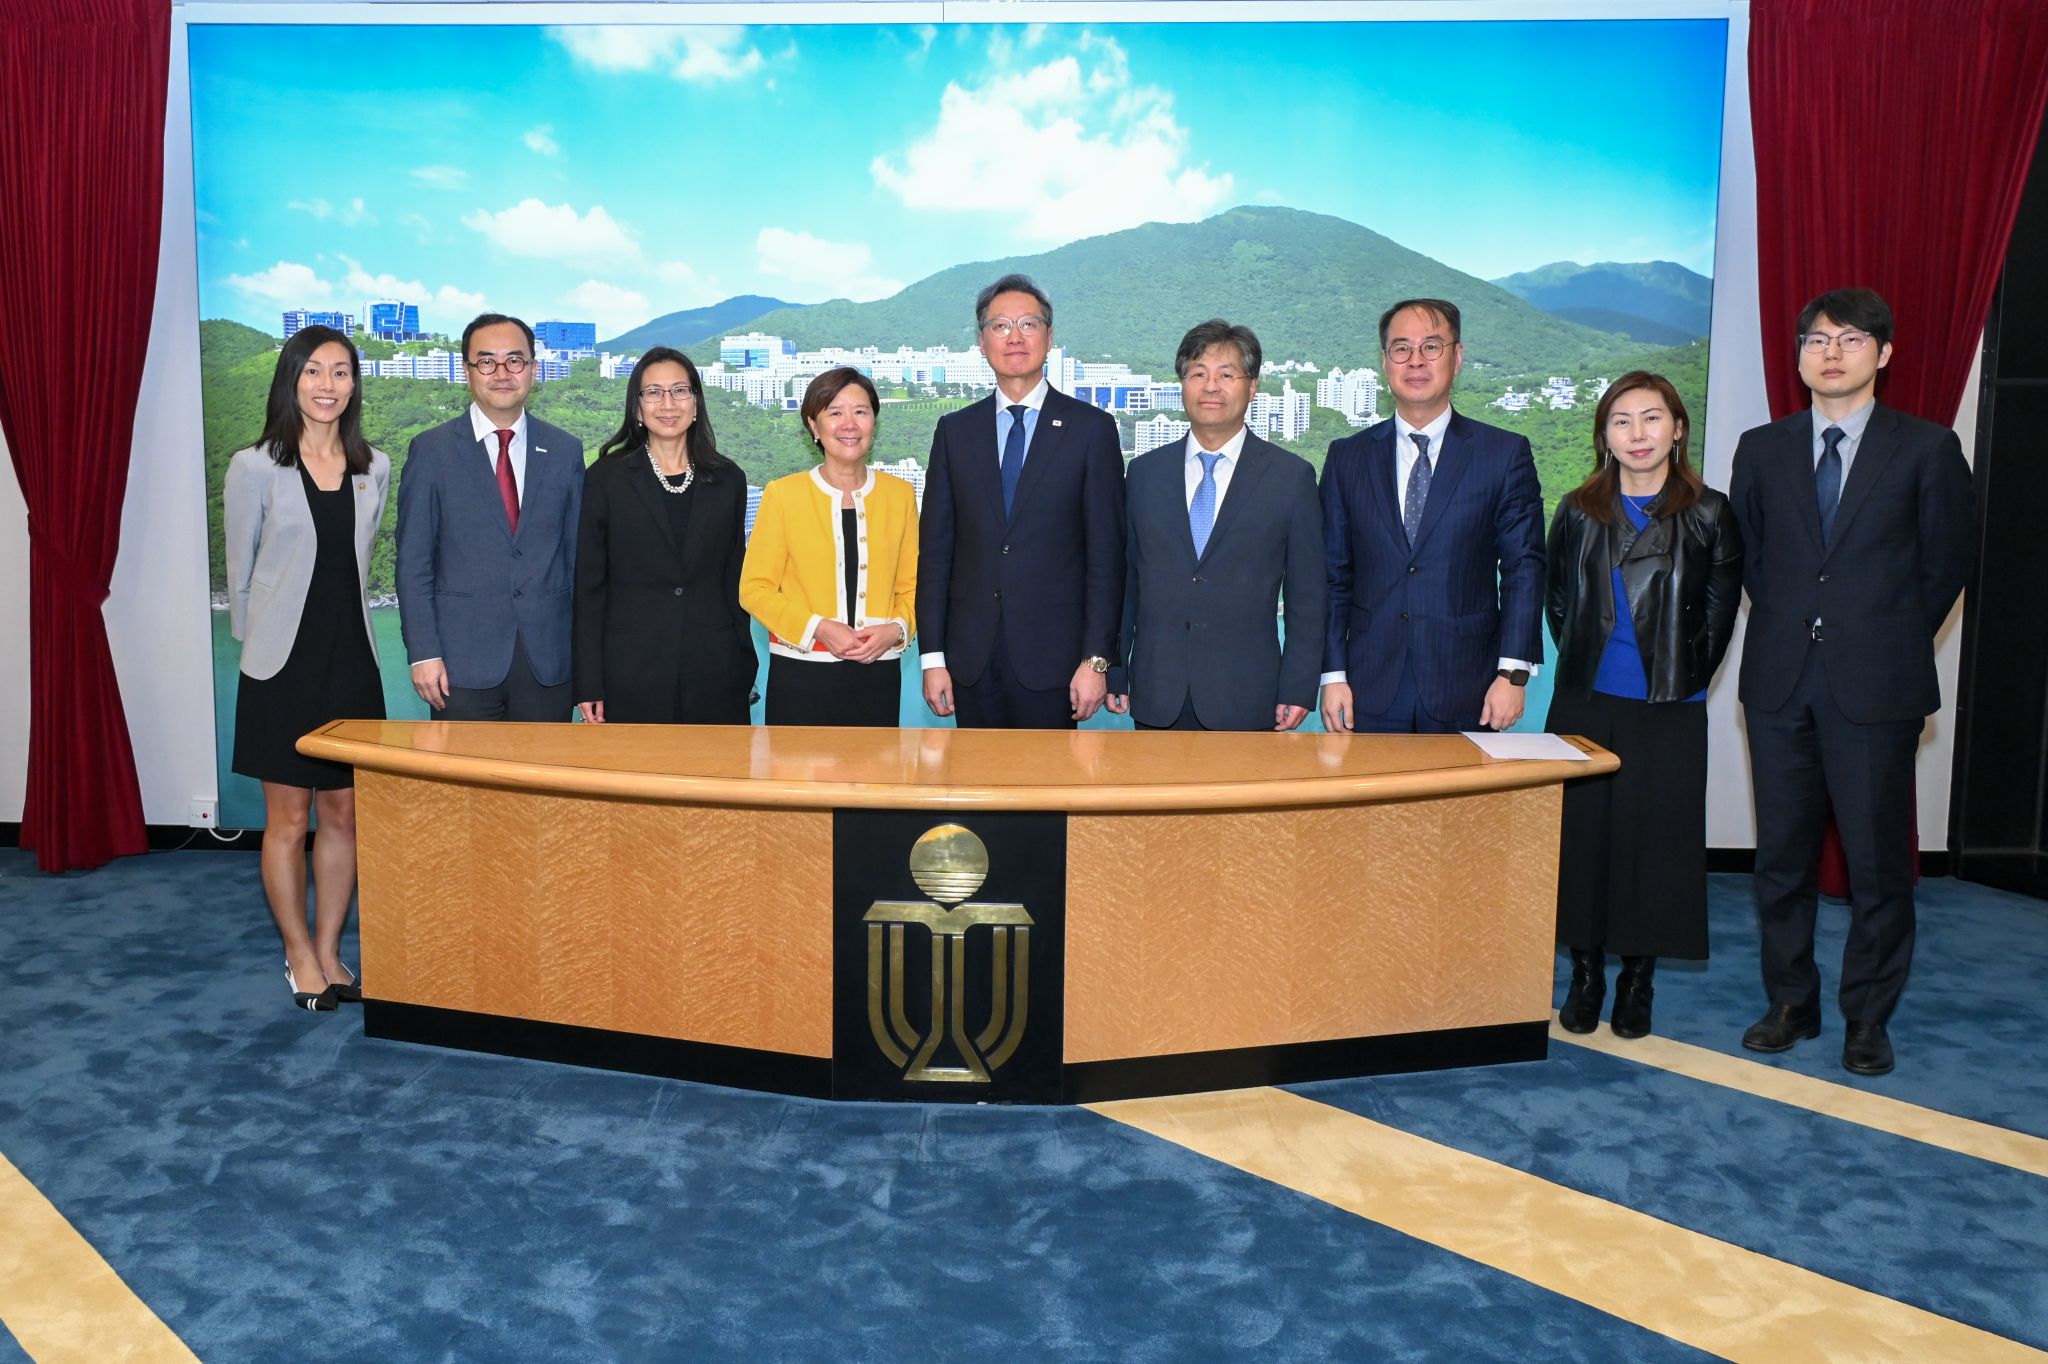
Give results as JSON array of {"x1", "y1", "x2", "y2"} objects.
[
  {"x1": 1319, "y1": 298, "x2": 1546, "y2": 735},
  {"x1": 917, "y1": 274, "x2": 1126, "y2": 728}
]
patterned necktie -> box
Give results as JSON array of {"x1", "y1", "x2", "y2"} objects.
[
  {"x1": 1816, "y1": 425, "x2": 1844, "y2": 544},
  {"x1": 494, "y1": 428, "x2": 520, "y2": 536},
  {"x1": 1190, "y1": 451, "x2": 1224, "y2": 558},
  {"x1": 1000, "y1": 405, "x2": 1028, "y2": 517},
  {"x1": 1403, "y1": 432, "x2": 1433, "y2": 544}
]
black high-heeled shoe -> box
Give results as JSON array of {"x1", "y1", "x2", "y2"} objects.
[
  {"x1": 285, "y1": 961, "x2": 340, "y2": 1012},
  {"x1": 327, "y1": 962, "x2": 364, "y2": 1005}
]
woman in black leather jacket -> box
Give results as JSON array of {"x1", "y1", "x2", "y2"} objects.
[{"x1": 1545, "y1": 370, "x2": 1742, "y2": 1040}]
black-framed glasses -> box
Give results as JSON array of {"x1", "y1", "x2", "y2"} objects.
[
  {"x1": 1799, "y1": 329, "x2": 1874, "y2": 354},
  {"x1": 1385, "y1": 339, "x2": 1452, "y2": 363},
  {"x1": 640, "y1": 383, "x2": 698, "y2": 406},
  {"x1": 468, "y1": 354, "x2": 530, "y2": 374},
  {"x1": 981, "y1": 315, "x2": 1047, "y2": 340}
]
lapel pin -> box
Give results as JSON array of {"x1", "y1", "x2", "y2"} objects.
[{"x1": 1051, "y1": 419, "x2": 1063, "y2": 428}]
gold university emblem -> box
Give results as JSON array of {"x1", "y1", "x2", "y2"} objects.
[{"x1": 864, "y1": 824, "x2": 1033, "y2": 1083}]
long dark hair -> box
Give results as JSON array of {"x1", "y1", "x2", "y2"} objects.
[
  {"x1": 258, "y1": 325, "x2": 374, "y2": 474},
  {"x1": 596, "y1": 346, "x2": 734, "y2": 481},
  {"x1": 1564, "y1": 370, "x2": 1702, "y2": 523}
]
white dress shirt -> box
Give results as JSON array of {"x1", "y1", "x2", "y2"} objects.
[
  {"x1": 1183, "y1": 425, "x2": 1249, "y2": 510},
  {"x1": 468, "y1": 402, "x2": 529, "y2": 508}
]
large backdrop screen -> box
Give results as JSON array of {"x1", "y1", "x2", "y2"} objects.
[{"x1": 190, "y1": 14, "x2": 1728, "y2": 827}]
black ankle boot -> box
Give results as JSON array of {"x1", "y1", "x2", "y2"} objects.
[
  {"x1": 1611, "y1": 956, "x2": 1656, "y2": 1039},
  {"x1": 1558, "y1": 949, "x2": 1605, "y2": 1033}
]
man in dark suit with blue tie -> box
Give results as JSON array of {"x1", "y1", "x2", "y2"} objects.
[
  {"x1": 917, "y1": 275, "x2": 1126, "y2": 729},
  {"x1": 395, "y1": 312, "x2": 583, "y2": 721},
  {"x1": 1731, "y1": 288, "x2": 1975, "y2": 1076},
  {"x1": 1104, "y1": 320, "x2": 1324, "y2": 731},
  {"x1": 1318, "y1": 299, "x2": 1545, "y2": 734}
]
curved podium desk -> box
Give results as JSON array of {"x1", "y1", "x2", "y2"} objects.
[{"x1": 301, "y1": 721, "x2": 1615, "y2": 1103}]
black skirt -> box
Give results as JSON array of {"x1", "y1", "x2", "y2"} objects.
[
  {"x1": 231, "y1": 466, "x2": 385, "y2": 790},
  {"x1": 764, "y1": 654, "x2": 898, "y2": 727},
  {"x1": 1545, "y1": 688, "x2": 1709, "y2": 959}
]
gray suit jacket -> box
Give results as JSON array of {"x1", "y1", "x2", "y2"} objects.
[
  {"x1": 394, "y1": 412, "x2": 583, "y2": 690},
  {"x1": 224, "y1": 444, "x2": 389, "y2": 681},
  {"x1": 1114, "y1": 432, "x2": 1325, "y2": 730}
]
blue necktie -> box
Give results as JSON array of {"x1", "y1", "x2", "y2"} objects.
[
  {"x1": 1816, "y1": 425, "x2": 1844, "y2": 544},
  {"x1": 1403, "y1": 432, "x2": 1433, "y2": 544},
  {"x1": 1190, "y1": 451, "x2": 1223, "y2": 558},
  {"x1": 1000, "y1": 404, "x2": 1028, "y2": 517}
]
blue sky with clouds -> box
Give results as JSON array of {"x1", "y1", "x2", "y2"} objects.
[{"x1": 189, "y1": 17, "x2": 1727, "y2": 338}]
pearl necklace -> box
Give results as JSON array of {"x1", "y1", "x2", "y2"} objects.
[{"x1": 646, "y1": 445, "x2": 694, "y2": 495}]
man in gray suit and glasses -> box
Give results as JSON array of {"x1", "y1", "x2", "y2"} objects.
[{"x1": 395, "y1": 312, "x2": 582, "y2": 721}]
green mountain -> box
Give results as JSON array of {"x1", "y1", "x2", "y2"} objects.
[
  {"x1": 676, "y1": 206, "x2": 1659, "y2": 377},
  {"x1": 1492, "y1": 260, "x2": 1713, "y2": 341},
  {"x1": 601, "y1": 295, "x2": 798, "y2": 352}
]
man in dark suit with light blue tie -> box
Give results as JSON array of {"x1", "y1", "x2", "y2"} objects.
[
  {"x1": 917, "y1": 274, "x2": 1126, "y2": 729},
  {"x1": 1319, "y1": 298, "x2": 1545, "y2": 734},
  {"x1": 1731, "y1": 288, "x2": 1975, "y2": 1076},
  {"x1": 395, "y1": 312, "x2": 583, "y2": 721},
  {"x1": 1105, "y1": 320, "x2": 1324, "y2": 731}
]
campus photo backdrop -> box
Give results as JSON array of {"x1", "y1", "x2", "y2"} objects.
[{"x1": 190, "y1": 14, "x2": 1727, "y2": 828}]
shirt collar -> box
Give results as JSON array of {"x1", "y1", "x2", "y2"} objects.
[
  {"x1": 1394, "y1": 406, "x2": 1453, "y2": 454},
  {"x1": 998, "y1": 378, "x2": 1050, "y2": 413},
  {"x1": 1811, "y1": 398, "x2": 1876, "y2": 445},
  {"x1": 1185, "y1": 425, "x2": 1249, "y2": 462},
  {"x1": 469, "y1": 402, "x2": 528, "y2": 444}
]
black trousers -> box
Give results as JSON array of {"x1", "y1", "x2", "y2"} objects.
[
  {"x1": 1746, "y1": 646, "x2": 1922, "y2": 1023},
  {"x1": 442, "y1": 637, "x2": 571, "y2": 722},
  {"x1": 953, "y1": 628, "x2": 1076, "y2": 730}
]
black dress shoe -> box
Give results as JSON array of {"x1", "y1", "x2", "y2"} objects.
[
  {"x1": 1741, "y1": 1003, "x2": 1821, "y2": 1052},
  {"x1": 1843, "y1": 1022, "x2": 1895, "y2": 1075},
  {"x1": 1609, "y1": 956, "x2": 1655, "y2": 1039},
  {"x1": 1557, "y1": 949, "x2": 1605, "y2": 1034}
]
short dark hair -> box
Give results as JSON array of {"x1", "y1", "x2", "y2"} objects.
[
  {"x1": 1174, "y1": 320, "x2": 1262, "y2": 381},
  {"x1": 1378, "y1": 298, "x2": 1462, "y2": 350},
  {"x1": 800, "y1": 367, "x2": 881, "y2": 449},
  {"x1": 1796, "y1": 288, "x2": 1893, "y2": 349},
  {"x1": 462, "y1": 312, "x2": 536, "y2": 361},
  {"x1": 975, "y1": 273, "x2": 1053, "y2": 331},
  {"x1": 256, "y1": 325, "x2": 374, "y2": 475}
]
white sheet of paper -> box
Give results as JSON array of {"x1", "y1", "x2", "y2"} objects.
[{"x1": 1461, "y1": 731, "x2": 1592, "y2": 761}]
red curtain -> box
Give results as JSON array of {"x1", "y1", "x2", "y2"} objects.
[
  {"x1": 1751, "y1": 0, "x2": 2048, "y2": 892},
  {"x1": 0, "y1": 0, "x2": 168, "y2": 871}
]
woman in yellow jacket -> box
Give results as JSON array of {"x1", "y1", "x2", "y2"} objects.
[{"x1": 741, "y1": 367, "x2": 918, "y2": 726}]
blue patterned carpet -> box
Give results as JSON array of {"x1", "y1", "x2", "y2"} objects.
[{"x1": 0, "y1": 848, "x2": 2042, "y2": 1360}]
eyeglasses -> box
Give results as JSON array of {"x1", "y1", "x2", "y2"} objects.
[
  {"x1": 1800, "y1": 329, "x2": 1875, "y2": 353},
  {"x1": 981, "y1": 315, "x2": 1047, "y2": 340},
  {"x1": 640, "y1": 384, "x2": 698, "y2": 406},
  {"x1": 468, "y1": 354, "x2": 530, "y2": 374},
  {"x1": 1384, "y1": 339, "x2": 1452, "y2": 363}
]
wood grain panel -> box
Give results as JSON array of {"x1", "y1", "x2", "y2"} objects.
[
  {"x1": 1064, "y1": 789, "x2": 1560, "y2": 1062},
  {"x1": 355, "y1": 773, "x2": 834, "y2": 1056}
]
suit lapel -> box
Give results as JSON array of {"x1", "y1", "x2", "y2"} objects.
[
  {"x1": 349, "y1": 467, "x2": 378, "y2": 578},
  {"x1": 1777, "y1": 414, "x2": 1826, "y2": 555},
  {"x1": 1008, "y1": 392, "x2": 1069, "y2": 525},
  {"x1": 1408, "y1": 413, "x2": 1473, "y2": 552},
  {"x1": 517, "y1": 429, "x2": 553, "y2": 545},
  {"x1": 1824, "y1": 404, "x2": 1899, "y2": 558},
  {"x1": 1198, "y1": 435, "x2": 1269, "y2": 565},
  {"x1": 1368, "y1": 423, "x2": 1405, "y2": 548},
  {"x1": 466, "y1": 424, "x2": 516, "y2": 544},
  {"x1": 624, "y1": 452, "x2": 687, "y2": 573},
  {"x1": 959, "y1": 396, "x2": 1008, "y2": 529}
]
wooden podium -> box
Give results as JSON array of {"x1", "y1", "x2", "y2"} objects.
[{"x1": 300, "y1": 721, "x2": 1614, "y2": 1103}]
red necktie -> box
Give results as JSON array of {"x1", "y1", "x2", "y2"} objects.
[{"x1": 493, "y1": 428, "x2": 519, "y2": 535}]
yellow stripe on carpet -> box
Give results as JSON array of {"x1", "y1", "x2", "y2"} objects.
[
  {"x1": 0, "y1": 1151, "x2": 196, "y2": 1363},
  {"x1": 1550, "y1": 1020, "x2": 2048, "y2": 1178},
  {"x1": 1091, "y1": 1086, "x2": 2046, "y2": 1364}
]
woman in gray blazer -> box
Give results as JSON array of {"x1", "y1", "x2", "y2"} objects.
[{"x1": 224, "y1": 325, "x2": 389, "y2": 1012}]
